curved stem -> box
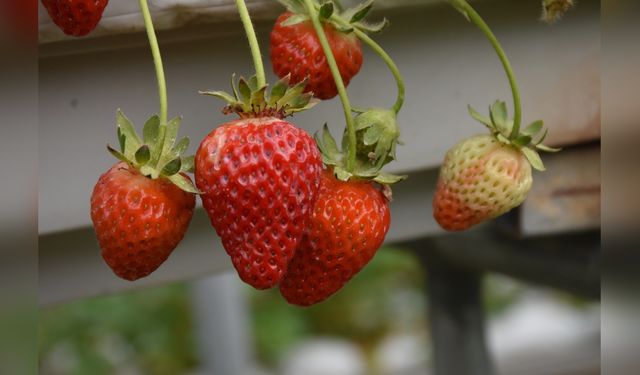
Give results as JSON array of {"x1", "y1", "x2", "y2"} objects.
[
  {"x1": 139, "y1": 0, "x2": 167, "y2": 125},
  {"x1": 353, "y1": 29, "x2": 405, "y2": 114},
  {"x1": 302, "y1": 0, "x2": 357, "y2": 171},
  {"x1": 450, "y1": 0, "x2": 522, "y2": 137},
  {"x1": 235, "y1": 0, "x2": 266, "y2": 87}
]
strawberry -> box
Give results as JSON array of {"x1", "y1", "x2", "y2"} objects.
[
  {"x1": 270, "y1": 0, "x2": 389, "y2": 100},
  {"x1": 433, "y1": 101, "x2": 560, "y2": 231},
  {"x1": 279, "y1": 168, "x2": 391, "y2": 306},
  {"x1": 91, "y1": 162, "x2": 195, "y2": 281},
  {"x1": 197, "y1": 75, "x2": 322, "y2": 289},
  {"x1": 91, "y1": 111, "x2": 199, "y2": 280},
  {"x1": 41, "y1": 0, "x2": 109, "y2": 37},
  {"x1": 270, "y1": 11, "x2": 362, "y2": 100}
]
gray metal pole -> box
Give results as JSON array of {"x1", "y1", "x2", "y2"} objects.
[{"x1": 423, "y1": 252, "x2": 496, "y2": 375}]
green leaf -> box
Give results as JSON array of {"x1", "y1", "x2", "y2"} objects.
[
  {"x1": 373, "y1": 172, "x2": 407, "y2": 185},
  {"x1": 116, "y1": 110, "x2": 141, "y2": 158},
  {"x1": 512, "y1": 134, "x2": 532, "y2": 147},
  {"x1": 523, "y1": 120, "x2": 544, "y2": 136},
  {"x1": 521, "y1": 147, "x2": 545, "y2": 171},
  {"x1": 319, "y1": 1, "x2": 334, "y2": 20},
  {"x1": 135, "y1": 145, "x2": 151, "y2": 165},
  {"x1": 536, "y1": 143, "x2": 562, "y2": 153},
  {"x1": 353, "y1": 19, "x2": 389, "y2": 33},
  {"x1": 168, "y1": 173, "x2": 200, "y2": 194},
  {"x1": 162, "y1": 158, "x2": 182, "y2": 176},
  {"x1": 107, "y1": 144, "x2": 130, "y2": 163},
  {"x1": 490, "y1": 101, "x2": 508, "y2": 131},
  {"x1": 281, "y1": 13, "x2": 309, "y2": 27},
  {"x1": 349, "y1": 0, "x2": 374, "y2": 23},
  {"x1": 180, "y1": 155, "x2": 195, "y2": 173},
  {"x1": 269, "y1": 75, "x2": 290, "y2": 105},
  {"x1": 468, "y1": 105, "x2": 493, "y2": 129}
]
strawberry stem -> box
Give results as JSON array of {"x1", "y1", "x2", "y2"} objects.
[
  {"x1": 235, "y1": 0, "x2": 266, "y2": 88},
  {"x1": 302, "y1": 0, "x2": 357, "y2": 172},
  {"x1": 450, "y1": 0, "x2": 522, "y2": 138},
  {"x1": 139, "y1": 0, "x2": 167, "y2": 125},
  {"x1": 328, "y1": 15, "x2": 405, "y2": 114}
]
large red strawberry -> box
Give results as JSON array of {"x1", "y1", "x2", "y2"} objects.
[
  {"x1": 279, "y1": 168, "x2": 391, "y2": 306},
  {"x1": 91, "y1": 111, "x2": 199, "y2": 280},
  {"x1": 270, "y1": 11, "x2": 362, "y2": 100},
  {"x1": 41, "y1": 0, "x2": 109, "y2": 37},
  {"x1": 197, "y1": 75, "x2": 322, "y2": 289},
  {"x1": 433, "y1": 101, "x2": 560, "y2": 231}
]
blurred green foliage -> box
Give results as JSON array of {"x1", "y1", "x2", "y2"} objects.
[{"x1": 39, "y1": 284, "x2": 196, "y2": 375}]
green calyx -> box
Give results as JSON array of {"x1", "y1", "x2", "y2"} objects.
[
  {"x1": 315, "y1": 109, "x2": 406, "y2": 185},
  {"x1": 278, "y1": 0, "x2": 389, "y2": 34},
  {"x1": 468, "y1": 100, "x2": 561, "y2": 171},
  {"x1": 200, "y1": 74, "x2": 318, "y2": 119},
  {"x1": 107, "y1": 110, "x2": 199, "y2": 194}
]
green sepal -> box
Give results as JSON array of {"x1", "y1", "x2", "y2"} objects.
[
  {"x1": 373, "y1": 172, "x2": 407, "y2": 185},
  {"x1": 180, "y1": 155, "x2": 195, "y2": 173},
  {"x1": 116, "y1": 110, "x2": 141, "y2": 159},
  {"x1": 135, "y1": 145, "x2": 151, "y2": 165},
  {"x1": 523, "y1": 120, "x2": 544, "y2": 136},
  {"x1": 468, "y1": 105, "x2": 493, "y2": 129},
  {"x1": 281, "y1": 13, "x2": 309, "y2": 27},
  {"x1": 512, "y1": 134, "x2": 532, "y2": 147},
  {"x1": 489, "y1": 101, "x2": 509, "y2": 134},
  {"x1": 161, "y1": 158, "x2": 182, "y2": 176},
  {"x1": 107, "y1": 144, "x2": 130, "y2": 164},
  {"x1": 521, "y1": 147, "x2": 545, "y2": 171},
  {"x1": 334, "y1": 166, "x2": 353, "y2": 182},
  {"x1": 277, "y1": 0, "x2": 306, "y2": 15},
  {"x1": 319, "y1": 1, "x2": 335, "y2": 20},
  {"x1": 315, "y1": 124, "x2": 342, "y2": 163},
  {"x1": 342, "y1": 0, "x2": 374, "y2": 23},
  {"x1": 168, "y1": 173, "x2": 201, "y2": 194},
  {"x1": 352, "y1": 19, "x2": 389, "y2": 33},
  {"x1": 536, "y1": 143, "x2": 562, "y2": 153}
]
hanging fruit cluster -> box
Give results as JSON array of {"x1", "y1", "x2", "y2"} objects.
[{"x1": 39, "y1": 0, "x2": 571, "y2": 306}]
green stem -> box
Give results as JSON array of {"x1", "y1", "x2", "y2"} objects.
[
  {"x1": 235, "y1": 0, "x2": 266, "y2": 87},
  {"x1": 302, "y1": 0, "x2": 357, "y2": 171},
  {"x1": 450, "y1": 0, "x2": 522, "y2": 137},
  {"x1": 352, "y1": 28, "x2": 405, "y2": 114},
  {"x1": 139, "y1": 0, "x2": 167, "y2": 125}
]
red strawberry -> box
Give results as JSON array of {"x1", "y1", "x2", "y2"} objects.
[
  {"x1": 91, "y1": 111, "x2": 199, "y2": 280},
  {"x1": 41, "y1": 0, "x2": 109, "y2": 37},
  {"x1": 196, "y1": 117, "x2": 322, "y2": 289},
  {"x1": 279, "y1": 169, "x2": 391, "y2": 306},
  {"x1": 433, "y1": 101, "x2": 560, "y2": 231},
  {"x1": 91, "y1": 162, "x2": 195, "y2": 281},
  {"x1": 270, "y1": 11, "x2": 363, "y2": 100}
]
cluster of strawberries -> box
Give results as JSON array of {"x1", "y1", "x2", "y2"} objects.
[{"x1": 41, "y1": 0, "x2": 563, "y2": 306}]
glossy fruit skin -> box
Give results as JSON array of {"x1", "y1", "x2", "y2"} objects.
[
  {"x1": 433, "y1": 135, "x2": 533, "y2": 231},
  {"x1": 270, "y1": 12, "x2": 363, "y2": 100},
  {"x1": 280, "y1": 170, "x2": 391, "y2": 306},
  {"x1": 41, "y1": 0, "x2": 109, "y2": 37},
  {"x1": 195, "y1": 117, "x2": 322, "y2": 290},
  {"x1": 91, "y1": 162, "x2": 196, "y2": 281}
]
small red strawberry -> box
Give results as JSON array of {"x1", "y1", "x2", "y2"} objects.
[
  {"x1": 433, "y1": 101, "x2": 560, "y2": 231},
  {"x1": 270, "y1": 1, "x2": 389, "y2": 100},
  {"x1": 197, "y1": 75, "x2": 322, "y2": 289},
  {"x1": 279, "y1": 168, "x2": 391, "y2": 306},
  {"x1": 41, "y1": 0, "x2": 109, "y2": 37},
  {"x1": 91, "y1": 111, "x2": 199, "y2": 280},
  {"x1": 270, "y1": 11, "x2": 362, "y2": 100}
]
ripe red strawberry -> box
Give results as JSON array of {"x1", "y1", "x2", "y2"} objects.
[
  {"x1": 91, "y1": 111, "x2": 199, "y2": 280},
  {"x1": 270, "y1": 11, "x2": 363, "y2": 100},
  {"x1": 433, "y1": 101, "x2": 559, "y2": 231},
  {"x1": 433, "y1": 135, "x2": 532, "y2": 231},
  {"x1": 197, "y1": 76, "x2": 321, "y2": 289},
  {"x1": 279, "y1": 169, "x2": 391, "y2": 306},
  {"x1": 91, "y1": 162, "x2": 195, "y2": 280},
  {"x1": 41, "y1": 0, "x2": 109, "y2": 37}
]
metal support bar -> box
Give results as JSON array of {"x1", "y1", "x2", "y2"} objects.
[{"x1": 422, "y1": 251, "x2": 496, "y2": 375}]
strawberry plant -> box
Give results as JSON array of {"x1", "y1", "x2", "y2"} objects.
[
  {"x1": 90, "y1": 0, "x2": 198, "y2": 280},
  {"x1": 433, "y1": 0, "x2": 560, "y2": 231}
]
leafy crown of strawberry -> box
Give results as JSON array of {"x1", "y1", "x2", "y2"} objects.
[
  {"x1": 108, "y1": 110, "x2": 199, "y2": 193},
  {"x1": 468, "y1": 101, "x2": 560, "y2": 171},
  {"x1": 200, "y1": 74, "x2": 318, "y2": 119},
  {"x1": 316, "y1": 107, "x2": 405, "y2": 185},
  {"x1": 278, "y1": 0, "x2": 389, "y2": 34}
]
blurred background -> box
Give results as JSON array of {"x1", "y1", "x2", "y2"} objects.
[{"x1": 34, "y1": 0, "x2": 605, "y2": 374}]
